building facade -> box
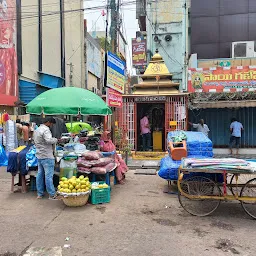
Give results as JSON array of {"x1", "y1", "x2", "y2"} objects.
[
  {"x1": 18, "y1": 0, "x2": 85, "y2": 104},
  {"x1": 136, "y1": 0, "x2": 190, "y2": 91},
  {"x1": 191, "y1": 0, "x2": 256, "y2": 59}
]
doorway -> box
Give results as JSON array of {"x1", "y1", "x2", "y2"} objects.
[{"x1": 136, "y1": 103, "x2": 165, "y2": 151}]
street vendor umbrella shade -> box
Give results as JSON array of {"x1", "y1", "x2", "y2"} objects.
[{"x1": 26, "y1": 87, "x2": 112, "y2": 115}]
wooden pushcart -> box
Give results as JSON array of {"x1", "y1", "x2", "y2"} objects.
[{"x1": 178, "y1": 166, "x2": 256, "y2": 219}]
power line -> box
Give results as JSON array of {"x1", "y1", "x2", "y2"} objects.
[{"x1": 0, "y1": 0, "x2": 137, "y2": 23}]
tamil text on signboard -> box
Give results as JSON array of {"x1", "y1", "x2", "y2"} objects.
[
  {"x1": 107, "y1": 52, "x2": 125, "y2": 94},
  {"x1": 188, "y1": 67, "x2": 256, "y2": 92},
  {"x1": 132, "y1": 39, "x2": 147, "y2": 67},
  {"x1": 106, "y1": 88, "x2": 123, "y2": 108}
]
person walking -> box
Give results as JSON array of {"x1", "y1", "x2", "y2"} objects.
[
  {"x1": 189, "y1": 119, "x2": 210, "y2": 137},
  {"x1": 34, "y1": 117, "x2": 58, "y2": 200},
  {"x1": 140, "y1": 112, "x2": 151, "y2": 151},
  {"x1": 229, "y1": 118, "x2": 244, "y2": 155}
]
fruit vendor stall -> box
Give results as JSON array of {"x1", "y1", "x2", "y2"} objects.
[{"x1": 4, "y1": 87, "x2": 117, "y2": 206}]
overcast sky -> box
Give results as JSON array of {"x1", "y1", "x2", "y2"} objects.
[{"x1": 84, "y1": 0, "x2": 138, "y2": 72}]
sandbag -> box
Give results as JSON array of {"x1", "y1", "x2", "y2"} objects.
[
  {"x1": 77, "y1": 167, "x2": 91, "y2": 173},
  {"x1": 90, "y1": 167, "x2": 107, "y2": 174},
  {"x1": 77, "y1": 157, "x2": 92, "y2": 168},
  {"x1": 93, "y1": 157, "x2": 114, "y2": 167},
  {"x1": 105, "y1": 162, "x2": 116, "y2": 172},
  {"x1": 82, "y1": 151, "x2": 102, "y2": 160}
]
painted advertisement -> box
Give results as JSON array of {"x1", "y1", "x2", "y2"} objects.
[
  {"x1": 188, "y1": 67, "x2": 256, "y2": 92},
  {"x1": 132, "y1": 38, "x2": 147, "y2": 67},
  {"x1": 0, "y1": 0, "x2": 18, "y2": 106},
  {"x1": 107, "y1": 52, "x2": 125, "y2": 94},
  {"x1": 106, "y1": 88, "x2": 123, "y2": 108}
]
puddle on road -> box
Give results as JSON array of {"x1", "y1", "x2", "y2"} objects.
[
  {"x1": 211, "y1": 220, "x2": 235, "y2": 231},
  {"x1": 95, "y1": 206, "x2": 106, "y2": 214},
  {"x1": 193, "y1": 228, "x2": 209, "y2": 238},
  {"x1": 153, "y1": 218, "x2": 179, "y2": 227},
  {"x1": 215, "y1": 239, "x2": 240, "y2": 254}
]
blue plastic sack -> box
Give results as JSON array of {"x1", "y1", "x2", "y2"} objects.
[
  {"x1": 0, "y1": 145, "x2": 8, "y2": 167},
  {"x1": 158, "y1": 155, "x2": 223, "y2": 182},
  {"x1": 167, "y1": 131, "x2": 213, "y2": 157},
  {"x1": 26, "y1": 145, "x2": 38, "y2": 168}
]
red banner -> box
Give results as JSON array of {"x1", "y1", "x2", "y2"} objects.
[
  {"x1": 188, "y1": 67, "x2": 256, "y2": 93},
  {"x1": 132, "y1": 38, "x2": 147, "y2": 67},
  {"x1": 106, "y1": 88, "x2": 123, "y2": 108},
  {"x1": 0, "y1": 0, "x2": 18, "y2": 106}
]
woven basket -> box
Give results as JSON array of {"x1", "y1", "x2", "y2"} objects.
[{"x1": 61, "y1": 193, "x2": 90, "y2": 207}]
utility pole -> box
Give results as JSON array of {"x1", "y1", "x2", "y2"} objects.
[
  {"x1": 67, "y1": 63, "x2": 74, "y2": 86},
  {"x1": 110, "y1": 0, "x2": 117, "y2": 53},
  {"x1": 181, "y1": 0, "x2": 187, "y2": 92}
]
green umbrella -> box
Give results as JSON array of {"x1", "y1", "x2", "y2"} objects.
[{"x1": 26, "y1": 87, "x2": 112, "y2": 115}]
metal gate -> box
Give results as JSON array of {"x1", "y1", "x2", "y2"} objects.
[
  {"x1": 115, "y1": 98, "x2": 136, "y2": 150},
  {"x1": 165, "y1": 96, "x2": 188, "y2": 135}
]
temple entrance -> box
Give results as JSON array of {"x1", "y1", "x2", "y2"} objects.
[{"x1": 137, "y1": 103, "x2": 165, "y2": 151}]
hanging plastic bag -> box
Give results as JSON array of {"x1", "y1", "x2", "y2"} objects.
[{"x1": 0, "y1": 145, "x2": 8, "y2": 167}]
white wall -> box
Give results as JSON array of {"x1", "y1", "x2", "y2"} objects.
[
  {"x1": 42, "y1": 0, "x2": 61, "y2": 77},
  {"x1": 21, "y1": 0, "x2": 39, "y2": 82},
  {"x1": 64, "y1": 0, "x2": 85, "y2": 88},
  {"x1": 21, "y1": 0, "x2": 85, "y2": 87}
]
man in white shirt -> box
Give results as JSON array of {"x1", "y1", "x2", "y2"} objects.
[
  {"x1": 229, "y1": 118, "x2": 244, "y2": 155},
  {"x1": 189, "y1": 119, "x2": 210, "y2": 137}
]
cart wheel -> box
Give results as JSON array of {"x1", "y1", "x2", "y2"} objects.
[
  {"x1": 240, "y1": 178, "x2": 256, "y2": 219},
  {"x1": 178, "y1": 176, "x2": 221, "y2": 217},
  {"x1": 230, "y1": 174, "x2": 255, "y2": 196}
]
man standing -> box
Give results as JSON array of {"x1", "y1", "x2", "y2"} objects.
[
  {"x1": 140, "y1": 112, "x2": 151, "y2": 151},
  {"x1": 230, "y1": 118, "x2": 244, "y2": 155},
  {"x1": 16, "y1": 119, "x2": 23, "y2": 146},
  {"x1": 189, "y1": 119, "x2": 210, "y2": 137},
  {"x1": 34, "y1": 117, "x2": 58, "y2": 199}
]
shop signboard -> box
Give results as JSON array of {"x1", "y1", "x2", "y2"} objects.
[
  {"x1": 188, "y1": 67, "x2": 256, "y2": 92},
  {"x1": 132, "y1": 38, "x2": 147, "y2": 67},
  {"x1": 106, "y1": 88, "x2": 123, "y2": 108},
  {"x1": 134, "y1": 96, "x2": 166, "y2": 102},
  {"x1": 107, "y1": 52, "x2": 125, "y2": 94},
  {"x1": 0, "y1": 0, "x2": 18, "y2": 106}
]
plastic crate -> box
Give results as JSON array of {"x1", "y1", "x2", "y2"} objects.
[{"x1": 90, "y1": 182, "x2": 110, "y2": 205}]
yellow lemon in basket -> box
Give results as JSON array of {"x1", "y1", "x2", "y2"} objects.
[
  {"x1": 75, "y1": 184, "x2": 81, "y2": 190},
  {"x1": 81, "y1": 185, "x2": 86, "y2": 189},
  {"x1": 69, "y1": 184, "x2": 74, "y2": 190},
  {"x1": 57, "y1": 185, "x2": 61, "y2": 190},
  {"x1": 86, "y1": 181, "x2": 90, "y2": 186},
  {"x1": 77, "y1": 189, "x2": 82, "y2": 193},
  {"x1": 98, "y1": 185, "x2": 104, "y2": 188},
  {"x1": 61, "y1": 177, "x2": 67, "y2": 181},
  {"x1": 72, "y1": 181, "x2": 77, "y2": 187},
  {"x1": 80, "y1": 180, "x2": 86, "y2": 185},
  {"x1": 72, "y1": 189, "x2": 77, "y2": 193},
  {"x1": 66, "y1": 189, "x2": 71, "y2": 193},
  {"x1": 84, "y1": 177, "x2": 89, "y2": 181},
  {"x1": 79, "y1": 175, "x2": 84, "y2": 180},
  {"x1": 81, "y1": 189, "x2": 86, "y2": 192},
  {"x1": 72, "y1": 176, "x2": 76, "y2": 179},
  {"x1": 85, "y1": 187, "x2": 90, "y2": 191},
  {"x1": 64, "y1": 180, "x2": 69, "y2": 185},
  {"x1": 60, "y1": 188, "x2": 64, "y2": 192},
  {"x1": 63, "y1": 184, "x2": 69, "y2": 189},
  {"x1": 59, "y1": 181, "x2": 64, "y2": 185}
]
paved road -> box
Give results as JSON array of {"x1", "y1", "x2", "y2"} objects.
[{"x1": 0, "y1": 167, "x2": 255, "y2": 256}]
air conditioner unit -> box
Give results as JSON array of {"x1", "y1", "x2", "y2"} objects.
[{"x1": 231, "y1": 41, "x2": 256, "y2": 58}]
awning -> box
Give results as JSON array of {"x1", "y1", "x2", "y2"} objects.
[{"x1": 191, "y1": 100, "x2": 256, "y2": 109}]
